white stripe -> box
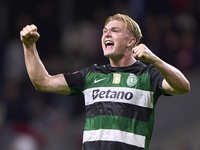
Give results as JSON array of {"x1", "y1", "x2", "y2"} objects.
[
  {"x1": 83, "y1": 129, "x2": 145, "y2": 148},
  {"x1": 83, "y1": 87, "x2": 154, "y2": 108}
]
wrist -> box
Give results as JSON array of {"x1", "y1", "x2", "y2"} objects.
[
  {"x1": 23, "y1": 42, "x2": 36, "y2": 49},
  {"x1": 148, "y1": 55, "x2": 161, "y2": 65}
]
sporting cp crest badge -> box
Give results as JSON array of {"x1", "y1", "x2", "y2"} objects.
[{"x1": 127, "y1": 73, "x2": 137, "y2": 87}]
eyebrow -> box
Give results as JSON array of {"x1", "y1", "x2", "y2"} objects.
[{"x1": 103, "y1": 27, "x2": 121, "y2": 31}]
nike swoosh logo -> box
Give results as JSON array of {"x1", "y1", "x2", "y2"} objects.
[{"x1": 94, "y1": 78, "x2": 106, "y2": 83}]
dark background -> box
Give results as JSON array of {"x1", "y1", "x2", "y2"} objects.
[{"x1": 0, "y1": 0, "x2": 200, "y2": 149}]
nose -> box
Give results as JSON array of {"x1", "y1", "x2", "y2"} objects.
[{"x1": 104, "y1": 30, "x2": 112, "y2": 37}]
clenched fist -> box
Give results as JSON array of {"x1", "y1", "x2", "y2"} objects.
[
  {"x1": 20, "y1": 24, "x2": 40, "y2": 48},
  {"x1": 133, "y1": 44, "x2": 158, "y2": 63}
]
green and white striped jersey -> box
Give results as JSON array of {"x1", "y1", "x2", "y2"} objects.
[{"x1": 64, "y1": 61, "x2": 164, "y2": 150}]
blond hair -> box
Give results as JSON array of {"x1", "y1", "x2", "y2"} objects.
[{"x1": 105, "y1": 13, "x2": 142, "y2": 46}]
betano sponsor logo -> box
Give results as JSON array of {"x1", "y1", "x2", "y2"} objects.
[
  {"x1": 83, "y1": 87, "x2": 154, "y2": 108},
  {"x1": 92, "y1": 89, "x2": 133, "y2": 100}
]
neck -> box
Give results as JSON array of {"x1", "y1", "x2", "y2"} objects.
[{"x1": 109, "y1": 56, "x2": 136, "y2": 67}]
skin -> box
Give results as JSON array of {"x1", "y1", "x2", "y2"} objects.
[
  {"x1": 20, "y1": 20, "x2": 190, "y2": 96},
  {"x1": 133, "y1": 44, "x2": 190, "y2": 95},
  {"x1": 20, "y1": 25, "x2": 70, "y2": 95},
  {"x1": 101, "y1": 20, "x2": 136, "y2": 67}
]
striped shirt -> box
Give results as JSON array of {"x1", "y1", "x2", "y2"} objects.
[{"x1": 64, "y1": 61, "x2": 164, "y2": 150}]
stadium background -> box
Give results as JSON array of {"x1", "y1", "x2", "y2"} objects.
[{"x1": 0, "y1": 0, "x2": 200, "y2": 149}]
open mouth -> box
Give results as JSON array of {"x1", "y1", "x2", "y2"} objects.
[{"x1": 105, "y1": 40, "x2": 114, "y2": 49}]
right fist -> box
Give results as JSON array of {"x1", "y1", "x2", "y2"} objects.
[{"x1": 20, "y1": 24, "x2": 40, "y2": 47}]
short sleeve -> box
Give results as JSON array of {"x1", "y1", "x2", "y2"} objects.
[
  {"x1": 64, "y1": 66, "x2": 92, "y2": 95},
  {"x1": 148, "y1": 65, "x2": 165, "y2": 103},
  {"x1": 149, "y1": 65, "x2": 164, "y2": 91}
]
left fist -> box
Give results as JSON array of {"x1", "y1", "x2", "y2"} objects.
[{"x1": 133, "y1": 44, "x2": 157, "y2": 63}]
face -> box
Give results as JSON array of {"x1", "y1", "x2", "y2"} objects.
[{"x1": 101, "y1": 20, "x2": 134, "y2": 60}]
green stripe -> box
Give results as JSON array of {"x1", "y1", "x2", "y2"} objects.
[
  {"x1": 70, "y1": 86, "x2": 82, "y2": 95},
  {"x1": 145, "y1": 108, "x2": 155, "y2": 150},
  {"x1": 84, "y1": 115, "x2": 149, "y2": 136},
  {"x1": 84, "y1": 72, "x2": 153, "y2": 92}
]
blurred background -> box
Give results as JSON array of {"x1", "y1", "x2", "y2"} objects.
[{"x1": 0, "y1": 0, "x2": 200, "y2": 149}]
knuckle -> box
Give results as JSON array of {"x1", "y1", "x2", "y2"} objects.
[{"x1": 31, "y1": 24, "x2": 36, "y2": 29}]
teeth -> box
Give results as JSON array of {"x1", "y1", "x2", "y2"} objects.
[{"x1": 105, "y1": 41, "x2": 114, "y2": 45}]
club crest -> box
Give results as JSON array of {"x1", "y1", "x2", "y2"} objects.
[{"x1": 127, "y1": 73, "x2": 137, "y2": 87}]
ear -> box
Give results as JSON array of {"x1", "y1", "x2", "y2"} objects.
[{"x1": 127, "y1": 37, "x2": 136, "y2": 47}]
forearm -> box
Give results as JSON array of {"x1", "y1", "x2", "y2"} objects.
[
  {"x1": 23, "y1": 43, "x2": 50, "y2": 90},
  {"x1": 150, "y1": 56, "x2": 190, "y2": 94},
  {"x1": 133, "y1": 44, "x2": 190, "y2": 95}
]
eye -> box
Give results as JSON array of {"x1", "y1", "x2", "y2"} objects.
[
  {"x1": 112, "y1": 29, "x2": 120, "y2": 33},
  {"x1": 103, "y1": 29, "x2": 107, "y2": 33}
]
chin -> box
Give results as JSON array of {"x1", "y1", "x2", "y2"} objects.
[
  {"x1": 103, "y1": 54, "x2": 110, "y2": 58},
  {"x1": 103, "y1": 49, "x2": 115, "y2": 57},
  {"x1": 103, "y1": 51, "x2": 113, "y2": 58}
]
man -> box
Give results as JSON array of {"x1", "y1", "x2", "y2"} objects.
[{"x1": 20, "y1": 13, "x2": 190, "y2": 150}]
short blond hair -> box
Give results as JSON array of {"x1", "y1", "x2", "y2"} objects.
[{"x1": 105, "y1": 13, "x2": 142, "y2": 46}]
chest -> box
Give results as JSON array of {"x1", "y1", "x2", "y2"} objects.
[{"x1": 83, "y1": 72, "x2": 154, "y2": 109}]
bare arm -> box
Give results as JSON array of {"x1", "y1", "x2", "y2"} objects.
[
  {"x1": 133, "y1": 44, "x2": 190, "y2": 95},
  {"x1": 20, "y1": 24, "x2": 71, "y2": 95}
]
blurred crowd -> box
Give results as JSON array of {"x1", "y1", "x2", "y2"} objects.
[{"x1": 0, "y1": 0, "x2": 200, "y2": 150}]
